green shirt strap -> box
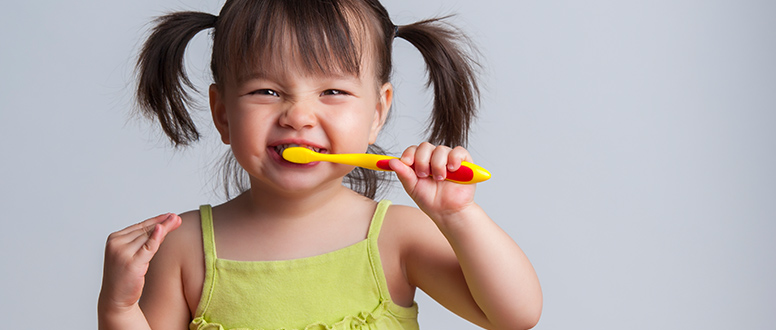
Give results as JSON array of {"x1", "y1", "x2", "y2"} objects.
[
  {"x1": 195, "y1": 204, "x2": 217, "y2": 317},
  {"x1": 367, "y1": 200, "x2": 392, "y2": 302}
]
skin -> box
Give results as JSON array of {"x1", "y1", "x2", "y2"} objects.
[{"x1": 99, "y1": 54, "x2": 542, "y2": 330}]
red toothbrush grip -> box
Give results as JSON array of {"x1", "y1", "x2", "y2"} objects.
[{"x1": 376, "y1": 160, "x2": 475, "y2": 182}]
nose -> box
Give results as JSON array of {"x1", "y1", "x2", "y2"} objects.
[{"x1": 278, "y1": 100, "x2": 318, "y2": 130}]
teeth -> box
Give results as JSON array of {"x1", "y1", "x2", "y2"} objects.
[{"x1": 275, "y1": 144, "x2": 322, "y2": 154}]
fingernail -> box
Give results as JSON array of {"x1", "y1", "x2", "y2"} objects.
[
  {"x1": 418, "y1": 172, "x2": 428, "y2": 178},
  {"x1": 435, "y1": 175, "x2": 445, "y2": 181}
]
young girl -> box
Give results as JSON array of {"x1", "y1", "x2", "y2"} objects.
[{"x1": 99, "y1": 0, "x2": 542, "y2": 329}]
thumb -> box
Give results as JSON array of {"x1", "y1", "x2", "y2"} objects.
[{"x1": 388, "y1": 158, "x2": 419, "y2": 193}]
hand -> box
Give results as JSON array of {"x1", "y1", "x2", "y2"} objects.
[
  {"x1": 388, "y1": 142, "x2": 478, "y2": 221},
  {"x1": 99, "y1": 213, "x2": 182, "y2": 314}
]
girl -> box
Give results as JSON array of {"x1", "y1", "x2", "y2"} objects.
[{"x1": 99, "y1": 0, "x2": 542, "y2": 329}]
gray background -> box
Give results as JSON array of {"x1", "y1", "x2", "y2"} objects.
[{"x1": 1, "y1": 0, "x2": 774, "y2": 328}]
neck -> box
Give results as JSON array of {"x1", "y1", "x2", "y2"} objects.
[
  {"x1": 233, "y1": 177, "x2": 363, "y2": 224},
  {"x1": 208, "y1": 177, "x2": 377, "y2": 262}
]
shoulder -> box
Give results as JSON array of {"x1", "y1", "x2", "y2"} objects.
[
  {"x1": 145, "y1": 208, "x2": 204, "y2": 285},
  {"x1": 382, "y1": 203, "x2": 445, "y2": 249},
  {"x1": 383, "y1": 203, "x2": 430, "y2": 228},
  {"x1": 165, "y1": 208, "x2": 205, "y2": 288},
  {"x1": 381, "y1": 203, "x2": 453, "y2": 272},
  {"x1": 156, "y1": 208, "x2": 204, "y2": 260}
]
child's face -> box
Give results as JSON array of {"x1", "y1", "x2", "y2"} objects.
[{"x1": 209, "y1": 60, "x2": 392, "y2": 193}]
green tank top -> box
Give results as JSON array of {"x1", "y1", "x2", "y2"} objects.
[{"x1": 190, "y1": 200, "x2": 419, "y2": 330}]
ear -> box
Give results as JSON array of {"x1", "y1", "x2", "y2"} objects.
[
  {"x1": 209, "y1": 84, "x2": 230, "y2": 144},
  {"x1": 369, "y1": 82, "x2": 393, "y2": 144}
]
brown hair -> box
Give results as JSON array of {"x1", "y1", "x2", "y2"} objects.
[{"x1": 135, "y1": 0, "x2": 480, "y2": 199}]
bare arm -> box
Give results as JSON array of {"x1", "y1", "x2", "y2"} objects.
[{"x1": 389, "y1": 143, "x2": 542, "y2": 329}]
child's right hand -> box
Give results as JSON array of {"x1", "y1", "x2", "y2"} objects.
[{"x1": 99, "y1": 213, "x2": 181, "y2": 315}]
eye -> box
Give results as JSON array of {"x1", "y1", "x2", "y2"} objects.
[
  {"x1": 250, "y1": 89, "x2": 280, "y2": 97},
  {"x1": 321, "y1": 89, "x2": 350, "y2": 96}
]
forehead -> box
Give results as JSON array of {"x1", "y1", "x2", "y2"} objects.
[{"x1": 235, "y1": 41, "x2": 371, "y2": 85}]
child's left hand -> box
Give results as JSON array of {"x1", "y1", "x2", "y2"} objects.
[{"x1": 388, "y1": 142, "x2": 478, "y2": 221}]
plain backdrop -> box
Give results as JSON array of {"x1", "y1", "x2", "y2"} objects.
[{"x1": 1, "y1": 0, "x2": 774, "y2": 328}]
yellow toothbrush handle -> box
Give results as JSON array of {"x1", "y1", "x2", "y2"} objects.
[
  {"x1": 320, "y1": 153, "x2": 395, "y2": 171},
  {"x1": 283, "y1": 147, "x2": 491, "y2": 184}
]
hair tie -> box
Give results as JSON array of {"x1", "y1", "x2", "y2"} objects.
[{"x1": 393, "y1": 25, "x2": 399, "y2": 38}]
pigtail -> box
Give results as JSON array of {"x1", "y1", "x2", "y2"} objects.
[
  {"x1": 136, "y1": 11, "x2": 218, "y2": 146},
  {"x1": 395, "y1": 18, "x2": 480, "y2": 148}
]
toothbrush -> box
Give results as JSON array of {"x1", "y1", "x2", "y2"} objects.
[{"x1": 282, "y1": 147, "x2": 491, "y2": 184}]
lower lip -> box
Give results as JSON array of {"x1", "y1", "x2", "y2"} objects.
[{"x1": 269, "y1": 147, "x2": 321, "y2": 167}]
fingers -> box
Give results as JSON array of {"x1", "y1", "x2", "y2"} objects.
[
  {"x1": 105, "y1": 213, "x2": 182, "y2": 264},
  {"x1": 447, "y1": 146, "x2": 471, "y2": 172},
  {"x1": 111, "y1": 213, "x2": 174, "y2": 242},
  {"x1": 400, "y1": 142, "x2": 472, "y2": 181}
]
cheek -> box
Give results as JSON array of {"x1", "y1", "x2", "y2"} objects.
[
  {"x1": 227, "y1": 111, "x2": 273, "y2": 149},
  {"x1": 327, "y1": 110, "x2": 379, "y2": 150}
]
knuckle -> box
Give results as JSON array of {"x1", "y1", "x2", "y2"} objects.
[
  {"x1": 141, "y1": 242, "x2": 157, "y2": 254},
  {"x1": 105, "y1": 240, "x2": 126, "y2": 255},
  {"x1": 105, "y1": 238, "x2": 140, "y2": 262},
  {"x1": 105, "y1": 232, "x2": 119, "y2": 243},
  {"x1": 105, "y1": 235, "x2": 122, "y2": 251}
]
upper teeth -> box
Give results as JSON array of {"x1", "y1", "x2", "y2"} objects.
[{"x1": 276, "y1": 144, "x2": 321, "y2": 154}]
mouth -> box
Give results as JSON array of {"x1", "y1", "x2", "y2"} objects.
[{"x1": 273, "y1": 143, "x2": 327, "y2": 156}]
